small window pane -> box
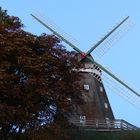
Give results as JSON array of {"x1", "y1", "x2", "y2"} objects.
[
  {"x1": 84, "y1": 84, "x2": 90, "y2": 91},
  {"x1": 99, "y1": 86, "x2": 103, "y2": 92},
  {"x1": 104, "y1": 102, "x2": 108, "y2": 109},
  {"x1": 80, "y1": 115, "x2": 86, "y2": 123}
]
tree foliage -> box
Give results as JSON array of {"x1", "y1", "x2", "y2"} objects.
[{"x1": 0, "y1": 7, "x2": 83, "y2": 139}]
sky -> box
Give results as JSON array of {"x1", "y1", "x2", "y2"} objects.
[{"x1": 1, "y1": 0, "x2": 140, "y2": 127}]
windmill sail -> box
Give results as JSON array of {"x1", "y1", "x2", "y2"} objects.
[
  {"x1": 102, "y1": 72, "x2": 140, "y2": 109},
  {"x1": 31, "y1": 14, "x2": 140, "y2": 98},
  {"x1": 31, "y1": 14, "x2": 81, "y2": 52},
  {"x1": 86, "y1": 16, "x2": 130, "y2": 56},
  {"x1": 93, "y1": 18, "x2": 133, "y2": 60},
  {"x1": 78, "y1": 16, "x2": 132, "y2": 61}
]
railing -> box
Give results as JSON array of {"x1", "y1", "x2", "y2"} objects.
[{"x1": 70, "y1": 119, "x2": 139, "y2": 131}]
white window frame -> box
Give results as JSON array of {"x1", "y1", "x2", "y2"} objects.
[
  {"x1": 84, "y1": 84, "x2": 90, "y2": 91},
  {"x1": 99, "y1": 86, "x2": 103, "y2": 92},
  {"x1": 104, "y1": 102, "x2": 108, "y2": 109}
]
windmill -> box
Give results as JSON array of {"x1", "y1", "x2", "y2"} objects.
[{"x1": 31, "y1": 14, "x2": 140, "y2": 127}]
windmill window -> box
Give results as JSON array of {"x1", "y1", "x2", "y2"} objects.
[
  {"x1": 105, "y1": 117, "x2": 109, "y2": 121},
  {"x1": 84, "y1": 84, "x2": 90, "y2": 91},
  {"x1": 99, "y1": 86, "x2": 103, "y2": 92},
  {"x1": 80, "y1": 115, "x2": 86, "y2": 123},
  {"x1": 104, "y1": 102, "x2": 108, "y2": 109},
  {"x1": 67, "y1": 97, "x2": 71, "y2": 102}
]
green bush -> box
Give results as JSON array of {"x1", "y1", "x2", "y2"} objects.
[{"x1": 69, "y1": 129, "x2": 140, "y2": 140}]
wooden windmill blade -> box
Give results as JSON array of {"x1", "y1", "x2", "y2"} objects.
[
  {"x1": 102, "y1": 71, "x2": 140, "y2": 109},
  {"x1": 85, "y1": 16, "x2": 130, "y2": 56},
  {"x1": 31, "y1": 13, "x2": 140, "y2": 98},
  {"x1": 31, "y1": 14, "x2": 82, "y2": 54},
  {"x1": 78, "y1": 16, "x2": 132, "y2": 61},
  {"x1": 91, "y1": 17, "x2": 133, "y2": 60},
  {"x1": 86, "y1": 55, "x2": 140, "y2": 97}
]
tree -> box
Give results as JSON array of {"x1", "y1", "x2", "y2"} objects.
[{"x1": 0, "y1": 7, "x2": 83, "y2": 139}]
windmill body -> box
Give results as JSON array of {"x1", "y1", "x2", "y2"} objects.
[{"x1": 69, "y1": 55, "x2": 115, "y2": 123}]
